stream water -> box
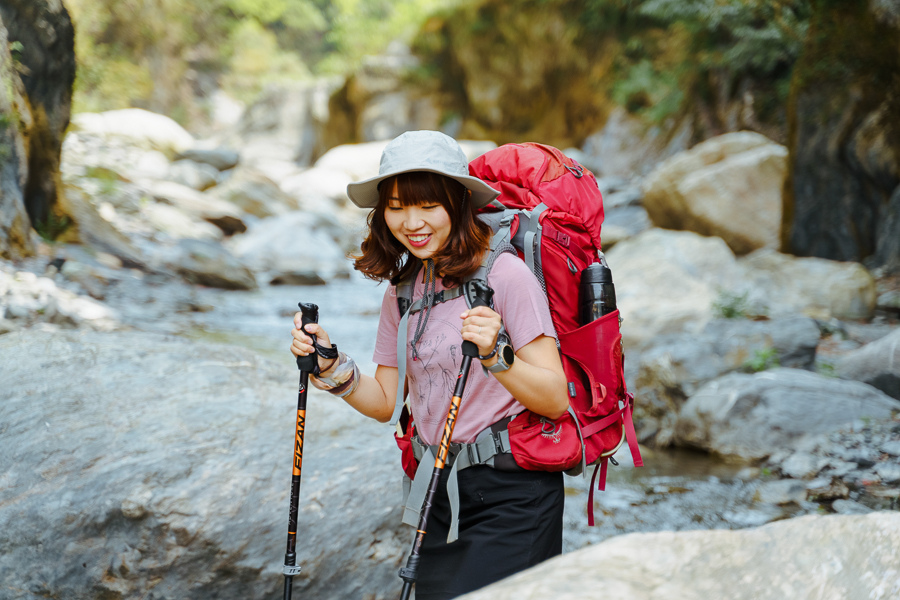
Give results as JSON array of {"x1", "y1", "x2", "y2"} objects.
[{"x1": 149, "y1": 272, "x2": 800, "y2": 552}]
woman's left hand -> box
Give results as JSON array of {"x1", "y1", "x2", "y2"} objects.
[{"x1": 460, "y1": 306, "x2": 502, "y2": 357}]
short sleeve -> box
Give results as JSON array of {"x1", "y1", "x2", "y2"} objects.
[
  {"x1": 488, "y1": 253, "x2": 556, "y2": 351},
  {"x1": 373, "y1": 284, "x2": 401, "y2": 367}
]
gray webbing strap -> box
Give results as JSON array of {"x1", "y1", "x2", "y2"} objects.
[
  {"x1": 567, "y1": 405, "x2": 587, "y2": 477},
  {"x1": 402, "y1": 427, "x2": 513, "y2": 543},
  {"x1": 524, "y1": 203, "x2": 548, "y2": 274},
  {"x1": 390, "y1": 305, "x2": 411, "y2": 426},
  {"x1": 408, "y1": 287, "x2": 464, "y2": 314}
]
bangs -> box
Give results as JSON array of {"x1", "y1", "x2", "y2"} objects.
[{"x1": 378, "y1": 172, "x2": 465, "y2": 209}]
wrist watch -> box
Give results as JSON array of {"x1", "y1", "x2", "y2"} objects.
[{"x1": 487, "y1": 341, "x2": 515, "y2": 373}]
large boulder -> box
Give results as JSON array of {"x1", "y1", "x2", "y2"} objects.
[
  {"x1": 0, "y1": 0, "x2": 75, "y2": 231},
  {"x1": 325, "y1": 42, "x2": 442, "y2": 148},
  {"x1": 606, "y1": 229, "x2": 743, "y2": 348},
  {"x1": 0, "y1": 330, "x2": 406, "y2": 599},
  {"x1": 738, "y1": 248, "x2": 876, "y2": 321},
  {"x1": 579, "y1": 107, "x2": 693, "y2": 179},
  {"x1": 0, "y1": 16, "x2": 33, "y2": 259},
  {"x1": 673, "y1": 368, "x2": 900, "y2": 462},
  {"x1": 227, "y1": 211, "x2": 351, "y2": 285},
  {"x1": 783, "y1": 1, "x2": 900, "y2": 272},
  {"x1": 159, "y1": 238, "x2": 258, "y2": 290},
  {"x1": 837, "y1": 328, "x2": 900, "y2": 400},
  {"x1": 143, "y1": 181, "x2": 247, "y2": 235},
  {"x1": 459, "y1": 513, "x2": 900, "y2": 600},
  {"x1": 634, "y1": 317, "x2": 821, "y2": 445},
  {"x1": 642, "y1": 132, "x2": 787, "y2": 254},
  {"x1": 70, "y1": 109, "x2": 194, "y2": 158}
]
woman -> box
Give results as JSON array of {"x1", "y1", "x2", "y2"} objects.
[{"x1": 290, "y1": 130, "x2": 569, "y2": 599}]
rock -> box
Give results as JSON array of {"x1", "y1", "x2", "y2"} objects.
[
  {"x1": 836, "y1": 328, "x2": 900, "y2": 400},
  {"x1": 140, "y1": 202, "x2": 224, "y2": 242},
  {"x1": 643, "y1": 132, "x2": 787, "y2": 254},
  {"x1": 783, "y1": 1, "x2": 900, "y2": 272},
  {"x1": 753, "y1": 479, "x2": 807, "y2": 505},
  {"x1": 208, "y1": 168, "x2": 297, "y2": 218},
  {"x1": 831, "y1": 500, "x2": 874, "y2": 515},
  {"x1": 175, "y1": 147, "x2": 240, "y2": 171},
  {"x1": 673, "y1": 369, "x2": 900, "y2": 462},
  {"x1": 779, "y1": 452, "x2": 827, "y2": 480},
  {"x1": 874, "y1": 462, "x2": 900, "y2": 484},
  {"x1": 280, "y1": 167, "x2": 353, "y2": 211},
  {"x1": 633, "y1": 317, "x2": 820, "y2": 444},
  {"x1": 56, "y1": 185, "x2": 147, "y2": 269},
  {"x1": 0, "y1": 0, "x2": 75, "y2": 232},
  {"x1": 70, "y1": 109, "x2": 194, "y2": 158},
  {"x1": 605, "y1": 229, "x2": 742, "y2": 348},
  {"x1": 458, "y1": 513, "x2": 900, "y2": 600},
  {"x1": 227, "y1": 211, "x2": 350, "y2": 284},
  {"x1": 882, "y1": 440, "x2": 900, "y2": 456},
  {"x1": 0, "y1": 266, "x2": 118, "y2": 330},
  {"x1": 580, "y1": 107, "x2": 693, "y2": 178},
  {"x1": 314, "y1": 139, "x2": 496, "y2": 183},
  {"x1": 0, "y1": 330, "x2": 406, "y2": 599},
  {"x1": 737, "y1": 249, "x2": 876, "y2": 321},
  {"x1": 167, "y1": 159, "x2": 220, "y2": 191},
  {"x1": 0, "y1": 16, "x2": 34, "y2": 259},
  {"x1": 144, "y1": 181, "x2": 247, "y2": 235},
  {"x1": 226, "y1": 79, "x2": 341, "y2": 173},
  {"x1": 160, "y1": 238, "x2": 257, "y2": 290},
  {"x1": 601, "y1": 205, "x2": 651, "y2": 249},
  {"x1": 805, "y1": 477, "x2": 850, "y2": 502}
]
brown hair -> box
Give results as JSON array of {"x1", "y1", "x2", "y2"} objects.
[{"x1": 353, "y1": 171, "x2": 492, "y2": 287}]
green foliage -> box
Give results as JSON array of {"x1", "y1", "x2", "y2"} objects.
[
  {"x1": 713, "y1": 290, "x2": 751, "y2": 319},
  {"x1": 611, "y1": 58, "x2": 684, "y2": 122},
  {"x1": 34, "y1": 212, "x2": 73, "y2": 242},
  {"x1": 743, "y1": 347, "x2": 780, "y2": 372},
  {"x1": 816, "y1": 361, "x2": 837, "y2": 378}
]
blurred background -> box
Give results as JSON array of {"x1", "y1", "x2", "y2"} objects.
[{"x1": 1, "y1": 1, "x2": 899, "y2": 599}]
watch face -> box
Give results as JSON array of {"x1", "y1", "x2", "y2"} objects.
[{"x1": 500, "y1": 343, "x2": 515, "y2": 366}]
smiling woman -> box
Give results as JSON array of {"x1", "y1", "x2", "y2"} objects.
[{"x1": 289, "y1": 130, "x2": 569, "y2": 599}]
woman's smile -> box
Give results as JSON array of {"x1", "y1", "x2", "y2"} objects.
[{"x1": 385, "y1": 182, "x2": 451, "y2": 259}]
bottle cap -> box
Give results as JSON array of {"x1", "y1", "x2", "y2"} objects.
[{"x1": 580, "y1": 262, "x2": 613, "y2": 285}]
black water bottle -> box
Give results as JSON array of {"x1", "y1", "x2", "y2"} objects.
[{"x1": 579, "y1": 261, "x2": 617, "y2": 325}]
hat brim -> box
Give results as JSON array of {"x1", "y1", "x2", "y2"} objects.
[{"x1": 346, "y1": 167, "x2": 500, "y2": 209}]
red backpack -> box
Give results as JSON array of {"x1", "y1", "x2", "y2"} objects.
[{"x1": 393, "y1": 143, "x2": 642, "y2": 527}]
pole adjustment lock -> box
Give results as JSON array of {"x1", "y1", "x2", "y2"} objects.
[{"x1": 283, "y1": 565, "x2": 302, "y2": 576}]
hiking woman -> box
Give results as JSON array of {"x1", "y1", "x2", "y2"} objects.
[{"x1": 290, "y1": 130, "x2": 569, "y2": 599}]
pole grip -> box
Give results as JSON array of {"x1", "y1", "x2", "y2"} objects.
[
  {"x1": 297, "y1": 302, "x2": 319, "y2": 372},
  {"x1": 462, "y1": 281, "x2": 494, "y2": 357}
]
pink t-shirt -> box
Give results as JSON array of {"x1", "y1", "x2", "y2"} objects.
[{"x1": 373, "y1": 253, "x2": 556, "y2": 445}]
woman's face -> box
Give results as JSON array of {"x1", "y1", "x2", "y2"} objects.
[{"x1": 384, "y1": 180, "x2": 452, "y2": 260}]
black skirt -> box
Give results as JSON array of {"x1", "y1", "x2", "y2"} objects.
[{"x1": 414, "y1": 465, "x2": 564, "y2": 600}]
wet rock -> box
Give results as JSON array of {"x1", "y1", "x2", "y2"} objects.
[
  {"x1": 831, "y1": 500, "x2": 875, "y2": 515},
  {"x1": 836, "y1": 328, "x2": 900, "y2": 399},
  {"x1": 0, "y1": 330, "x2": 406, "y2": 600},
  {"x1": 779, "y1": 452, "x2": 827, "y2": 480},
  {"x1": 874, "y1": 462, "x2": 900, "y2": 484},
  {"x1": 673, "y1": 369, "x2": 900, "y2": 462},
  {"x1": 754, "y1": 479, "x2": 807, "y2": 505},
  {"x1": 160, "y1": 238, "x2": 257, "y2": 290},
  {"x1": 459, "y1": 513, "x2": 900, "y2": 600},
  {"x1": 643, "y1": 132, "x2": 787, "y2": 254},
  {"x1": 805, "y1": 477, "x2": 850, "y2": 502},
  {"x1": 70, "y1": 109, "x2": 194, "y2": 158}
]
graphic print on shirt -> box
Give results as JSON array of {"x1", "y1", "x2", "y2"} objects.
[{"x1": 408, "y1": 316, "x2": 461, "y2": 421}]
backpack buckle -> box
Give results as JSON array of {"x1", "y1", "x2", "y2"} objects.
[{"x1": 565, "y1": 163, "x2": 584, "y2": 178}]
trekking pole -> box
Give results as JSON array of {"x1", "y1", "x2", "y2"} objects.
[
  {"x1": 398, "y1": 281, "x2": 494, "y2": 600},
  {"x1": 282, "y1": 302, "x2": 319, "y2": 600}
]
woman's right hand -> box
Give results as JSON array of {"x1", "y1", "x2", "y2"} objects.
[{"x1": 290, "y1": 315, "x2": 337, "y2": 375}]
